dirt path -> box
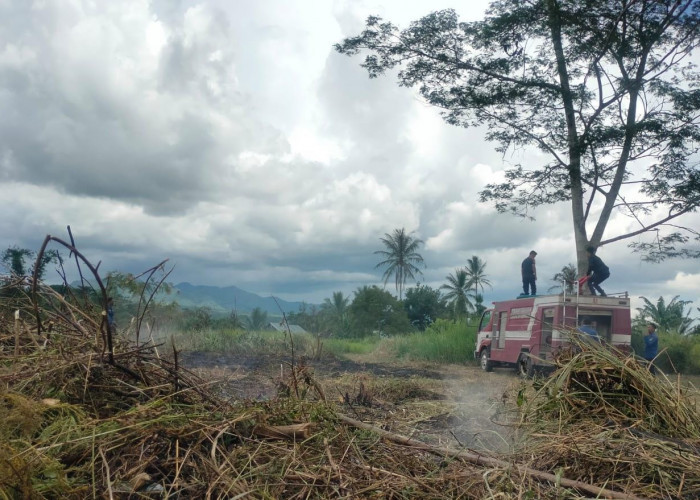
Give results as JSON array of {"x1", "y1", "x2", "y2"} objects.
[{"x1": 182, "y1": 351, "x2": 519, "y2": 453}]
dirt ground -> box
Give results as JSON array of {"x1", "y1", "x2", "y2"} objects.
[{"x1": 182, "y1": 351, "x2": 521, "y2": 454}]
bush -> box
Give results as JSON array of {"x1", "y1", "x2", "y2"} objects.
[
  {"x1": 655, "y1": 333, "x2": 700, "y2": 375},
  {"x1": 632, "y1": 329, "x2": 700, "y2": 375}
]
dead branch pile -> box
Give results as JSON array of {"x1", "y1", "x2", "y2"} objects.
[
  {"x1": 0, "y1": 281, "x2": 512, "y2": 500},
  {"x1": 514, "y1": 339, "x2": 700, "y2": 499}
]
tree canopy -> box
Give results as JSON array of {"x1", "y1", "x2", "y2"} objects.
[{"x1": 337, "y1": 1, "x2": 700, "y2": 272}]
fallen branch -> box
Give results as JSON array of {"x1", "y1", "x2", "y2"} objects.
[{"x1": 337, "y1": 414, "x2": 644, "y2": 500}]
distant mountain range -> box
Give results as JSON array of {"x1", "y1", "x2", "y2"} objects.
[{"x1": 171, "y1": 282, "x2": 309, "y2": 315}]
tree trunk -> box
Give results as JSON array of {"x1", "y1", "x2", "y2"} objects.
[{"x1": 546, "y1": 0, "x2": 588, "y2": 275}]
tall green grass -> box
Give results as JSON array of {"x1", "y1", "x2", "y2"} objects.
[
  {"x1": 171, "y1": 328, "x2": 315, "y2": 356},
  {"x1": 385, "y1": 319, "x2": 477, "y2": 364},
  {"x1": 168, "y1": 319, "x2": 479, "y2": 365},
  {"x1": 323, "y1": 336, "x2": 381, "y2": 356}
]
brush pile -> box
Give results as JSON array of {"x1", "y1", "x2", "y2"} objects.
[{"x1": 515, "y1": 339, "x2": 700, "y2": 499}]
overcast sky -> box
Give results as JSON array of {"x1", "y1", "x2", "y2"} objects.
[{"x1": 1, "y1": 0, "x2": 698, "y2": 316}]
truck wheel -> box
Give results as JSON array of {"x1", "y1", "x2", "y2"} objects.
[
  {"x1": 480, "y1": 349, "x2": 493, "y2": 372},
  {"x1": 518, "y1": 353, "x2": 534, "y2": 378}
]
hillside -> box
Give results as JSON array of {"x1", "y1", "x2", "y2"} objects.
[{"x1": 172, "y1": 282, "x2": 308, "y2": 315}]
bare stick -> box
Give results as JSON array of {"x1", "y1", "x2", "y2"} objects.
[{"x1": 273, "y1": 297, "x2": 299, "y2": 398}]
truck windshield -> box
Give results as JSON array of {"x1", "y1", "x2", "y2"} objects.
[{"x1": 477, "y1": 310, "x2": 492, "y2": 332}]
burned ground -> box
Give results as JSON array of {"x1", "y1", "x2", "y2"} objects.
[{"x1": 181, "y1": 351, "x2": 518, "y2": 452}]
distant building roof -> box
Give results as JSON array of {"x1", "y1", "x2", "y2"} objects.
[{"x1": 267, "y1": 322, "x2": 308, "y2": 334}]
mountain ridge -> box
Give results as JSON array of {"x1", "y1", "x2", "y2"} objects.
[{"x1": 172, "y1": 282, "x2": 309, "y2": 315}]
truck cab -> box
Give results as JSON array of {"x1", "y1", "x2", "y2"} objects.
[{"x1": 474, "y1": 292, "x2": 631, "y2": 376}]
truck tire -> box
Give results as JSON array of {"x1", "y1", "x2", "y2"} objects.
[
  {"x1": 480, "y1": 349, "x2": 493, "y2": 372},
  {"x1": 518, "y1": 353, "x2": 534, "y2": 378}
]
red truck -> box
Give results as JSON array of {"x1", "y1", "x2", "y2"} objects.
[{"x1": 474, "y1": 291, "x2": 632, "y2": 376}]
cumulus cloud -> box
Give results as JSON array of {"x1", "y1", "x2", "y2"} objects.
[{"x1": 0, "y1": 0, "x2": 697, "y2": 311}]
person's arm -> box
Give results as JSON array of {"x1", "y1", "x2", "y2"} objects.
[{"x1": 533, "y1": 262, "x2": 537, "y2": 280}]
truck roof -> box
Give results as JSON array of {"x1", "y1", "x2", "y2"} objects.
[{"x1": 488, "y1": 293, "x2": 630, "y2": 310}]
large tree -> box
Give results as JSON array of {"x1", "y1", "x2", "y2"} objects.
[
  {"x1": 374, "y1": 227, "x2": 425, "y2": 300},
  {"x1": 337, "y1": 1, "x2": 700, "y2": 273}
]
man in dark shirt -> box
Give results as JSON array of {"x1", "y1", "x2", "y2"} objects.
[
  {"x1": 521, "y1": 250, "x2": 537, "y2": 296},
  {"x1": 644, "y1": 322, "x2": 659, "y2": 374},
  {"x1": 586, "y1": 246, "x2": 610, "y2": 296}
]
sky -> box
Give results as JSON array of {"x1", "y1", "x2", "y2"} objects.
[{"x1": 0, "y1": 0, "x2": 698, "y2": 317}]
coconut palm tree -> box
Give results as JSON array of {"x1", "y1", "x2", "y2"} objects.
[
  {"x1": 321, "y1": 291, "x2": 351, "y2": 333},
  {"x1": 322, "y1": 291, "x2": 349, "y2": 317},
  {"x1": 637, "y1": 296, "x2": 695, "y2": 334},
  {"x1": 441, "y1": 268, "x2": 473, "y2": 319},
  {"x1": 374, "y1": 228, "x2": 425, "y2": 300},
  {"x1": 548, "y1": 263, "x2": 578, "y2": 294},
  {"x1": 464, "y1": 255, "x2": 491, "y2": 300}
]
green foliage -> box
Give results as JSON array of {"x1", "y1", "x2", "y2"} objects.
[
  {"x1": 464, "y1": 255, "x2": 491, "y2": 299},
  {"x1": 403, "y1": 284, "x2": 445, "y2": 330},
  {"x1": 323, "y1": 336, "x2": 381, "y2": 356},
  {"x1": 320, "y1": 292, "x2": 352, "y2": 337},
  {"x1": 549, "y1": 263, "x2": 578, "y2": 294},
  {"x1": 441, "y1": 268, "x2": 473, "y2": 319},
  {"x1": 244, "y1": 307, "x2": 268, "y2": 331},
  {"x1": 105, "y1": 270, "x2": 173, "y2": 301},
  {"x1": 374, "y1": 228, "x2": 425, "y2": 300},
  {"x1": 286, "y1": 303, "x2": 325, "y2": 334},
  {"x1": 1, "y1": 246, "x2": 60, "y2": 280},
  {"x1": 172, "y1": 328, "x2": 312, "y2": 356},
  {"x1": 633, "y1": 325, "x2": 700, "y2": 375},
  {"x1": 655, "y1": 333, "x2": 700, "y2": 375},
  {"x1": 185, "y1": 306, "x2": 213, "y2": 332},
  {"x1": 337, "y1": 2, "x2": 700, "y2": 261},
  {"x1": 388, "y1": 319, "x2": 477, "y2": 363},
  {"x1": 636, "y1": 295, "x2": 695, "y2": 335},
  {"x1": 348, "y1": 285, "x2": 412, "y2": 337}
]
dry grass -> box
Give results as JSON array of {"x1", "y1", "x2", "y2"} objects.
[{"x1": 512, "y1": 339, "x2": 700, "y2": 499}]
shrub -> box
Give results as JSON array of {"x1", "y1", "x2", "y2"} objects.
[{"x1": 633, "y1": 328, "x2": 700, "y2": 375}]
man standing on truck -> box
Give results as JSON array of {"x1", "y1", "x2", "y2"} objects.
[
  {"x1": 644, "y1": 322, "x2": 659, "y2": 374},
  {"x1": 521, "y1": 250, "x2": 537, "y2": 296},
  {"x1": 585, "y1": 246, "x2": 610, "y2": 296}
]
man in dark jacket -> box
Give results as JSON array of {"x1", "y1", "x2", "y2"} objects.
[
  {"x1": 521, "y1": 250, "x2": 537, "y2": 295},
  {"x1": 586, "y1": 246, "x2": 610, "y2": 296},
  {"x1": 644, "y1": 322, "x2": 659, "y2": 374}
]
